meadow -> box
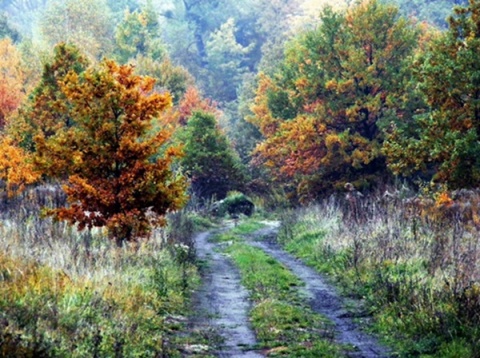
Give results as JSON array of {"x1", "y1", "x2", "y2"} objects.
[{"x1": 0, "y1": 187, "x2": 204, "y2": 357}]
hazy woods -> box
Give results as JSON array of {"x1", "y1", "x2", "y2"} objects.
[{"x1": 2, "y1": 0, "x2": 480, "y2": 357}]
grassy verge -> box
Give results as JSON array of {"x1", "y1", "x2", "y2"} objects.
[
  {"x1": 0, "y1": 198, "x2": 215, "y2": 357},
  {"x1": 277, "y1": 197, "x2": 480, "y2": 357},
  {"x1": 224, "y1": 241, "x2": 344, "y2": 357},
  {"x1": 230, "y1": 219, "x2": 267, "y2": 235}
]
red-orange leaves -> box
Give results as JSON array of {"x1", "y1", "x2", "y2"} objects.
[
  {"x1": 0, "y1": 38, "x2": 25, "y2": 128},
  {"x1": 45, "y1": 59, "x2": 186, "y2": 245}
]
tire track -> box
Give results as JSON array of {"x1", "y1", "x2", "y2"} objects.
[
  {"x1": 192, "y1": 231, "x2": 263, "y2": 357},
  {"x1": 249, "y1": 225, "x2": 392, "y2": 358}
]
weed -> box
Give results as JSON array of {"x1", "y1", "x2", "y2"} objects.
[
  {"x1": 277, "y1": 192, "x2": 480, "y2": 356},
  {"x1": 0, "y1": 191, "x2": 208, "y2": 356}
]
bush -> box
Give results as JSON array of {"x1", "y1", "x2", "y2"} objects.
[{"x1": 211, "y1": 192, "x2": 255, "y2": 217}]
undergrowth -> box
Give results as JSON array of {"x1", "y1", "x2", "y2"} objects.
[
  {"x1": 0, "y1": 189, "x2": 211, "y2": 357},
  {"x1": 278, "y1": 193, "x2": 480, "y2": 357}
]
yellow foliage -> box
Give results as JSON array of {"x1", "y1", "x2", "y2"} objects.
[{"x1": 0, "y1": 135, "x2": 40, "y2": 196}]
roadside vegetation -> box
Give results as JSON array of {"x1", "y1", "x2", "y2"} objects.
[
  {"x1": 277, "y1": 191, "x2": 480, "y2": 357},
  {"x1": 0, "y1": 191, "x2": 209, "y2": 357}
]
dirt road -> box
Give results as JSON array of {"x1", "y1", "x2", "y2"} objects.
[
  {"x1": 192, "y1": 231, "x2": 263, "y2": 357},
  {"x1": 192, "y1": 224, "x2": 391, "y2": 357},
  {"x1": 250, "y1": 225, "x2": 391, "y2": 357}
]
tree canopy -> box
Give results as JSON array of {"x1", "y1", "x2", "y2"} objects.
[
  {"x1": 385, "y1": 0, "x2": 480, "y2": 188},
  {"x1": 249, "y1": 0, "x2": 419, "y2": 201},
  {"x1": 180, "y1": 111, "x2": 246, "y2": 200}
]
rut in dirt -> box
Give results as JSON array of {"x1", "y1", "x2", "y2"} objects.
[
  {"x1": 250, "y1": 225, "x2": 392, "y2": 358},
  {"x1": 191, "y1": 231, "x2": 262, "y2": 357}
]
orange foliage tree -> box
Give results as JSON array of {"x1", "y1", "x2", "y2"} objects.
[
  {"x1": 0, "y1": 136, "x2": 39, "y2": 197},
  {"x1": 37, "y1": 59, "x2": 187, "y2": 245},
  {"x1": 248, "y1": 0, "x2": 419, "y2": 201},
  {"x1": 0, "y1": 38, "x2": 25, "y2": 128}
]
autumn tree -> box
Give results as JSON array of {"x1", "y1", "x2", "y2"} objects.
[
  {"x1": 180, "y1": 111, "x2": 245, "y2": 200},
  {"x1": 384, "y1": 0, "x2": 480, "y2": 188},
  {"x1": 9, "y1": 43, "x2": 88, "y2": 158},
  {"x1": 40, "y1": 60, "x2": 187, "y2": 245},
  {"x1": 0, "y1": 38, "x2": 24, "y2": 129},
  {"x1": 248, "y1": 0, "x2": 419, "y2": 201},
  {"x1": 175, "y1": 86, "x2": 219, "y2": 125},
  {"x1": 0, "y1": 135, "x2": 39, "y2": 197}
]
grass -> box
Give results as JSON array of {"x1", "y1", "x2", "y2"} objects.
[
  {"x1": 230, "y1": 219, "x2": 266, "y2": 235},
  {"x1": 224, "y1": 241, "x2": 344, "y2": 357},
  {"x1": 0, "y1": 189, "x2": 216, "y2": 357},
  {"x1": 277, "y1": 194, "x2": 480, "y2": 357}
]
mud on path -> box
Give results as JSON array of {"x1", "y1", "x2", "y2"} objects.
[
  {"x1": 191, "y1": 231, "x2": 263, "y2": 357},
  {"x1": 249, "y1": 224, "x2": 392, "y2": 358}
]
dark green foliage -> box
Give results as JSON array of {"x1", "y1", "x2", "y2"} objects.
[
  {"x1": 180, "y1": 111, "x2": 246, "y2": 200},
  {"x1": 385, "y1": 0, "x2": 480, "y2": 188},
  {"x1": 212, "y1": 192, "x2": 255, "y2": 217}
]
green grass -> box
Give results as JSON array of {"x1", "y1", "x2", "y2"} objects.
[
  {"x1": 230, "y1": 219, "x2": 266, "y2": 235},
  {"x1": 0, "y1": 207, "x2": 216, "y2": 357},
  {"x1": 224, "y1": 241, "x2": 344, "y2": 357}
]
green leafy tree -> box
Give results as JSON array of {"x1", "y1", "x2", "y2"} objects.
[
  {"x1": 114, "y1": 2, "x2": 165, "y2": 64},
  {"x1": 249, "y1": 0, "x2": 419, "y2": 201},
  {"x1": 180, "y1": 111, "x2": 245, "y2": 200},
  {"x1": 205, "y1": 18, "x2": 253, "y2": 104},
  {"x1": 133, "y1": 55, "x2": 193, "y2": 105},
  {"x1": 385, "y1": 0, "x2": 480, "y2": 188},
  {"x1": 42, "y1": 60, "x2": 186, "y2": 245}
]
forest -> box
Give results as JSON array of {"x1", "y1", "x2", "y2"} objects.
[{"x1": 1, "y1": 0, "x2": 480, "y2": 357}]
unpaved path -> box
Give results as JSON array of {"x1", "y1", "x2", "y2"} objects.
[
  {"x1": 249, "y1": 224, "x2": 392, "y2": 358},
  {"x1": 192, "y1": 231, "x2": 263, "y2": 357}
]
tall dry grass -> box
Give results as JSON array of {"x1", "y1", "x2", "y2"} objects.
[
  {"x1": 278, "y1": 190, "x2": 480, "y2": 357},
  {"x1": 0, "y1": 185, "x2": 201, "y2": 357}
]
